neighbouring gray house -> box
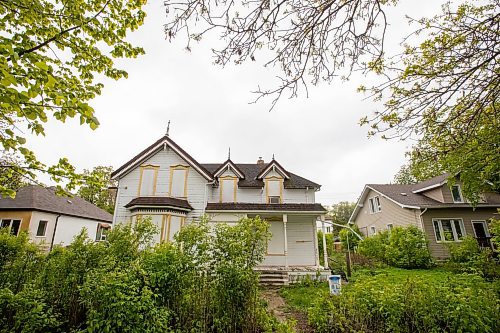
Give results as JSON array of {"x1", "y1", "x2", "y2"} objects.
[
  {"x1": 0, "y1": 185, "x2": 113, "y2": 250},
  {"x1": 349, "y1": 174, "x2": 500, "y2": 259},
  {"x1": 111, "y1": 133, "x2": 328, "y2": 279}
]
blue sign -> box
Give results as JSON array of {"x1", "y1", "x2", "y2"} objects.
[{"x1": 328, "y1": 275, "x2": 342, "y2": 295}]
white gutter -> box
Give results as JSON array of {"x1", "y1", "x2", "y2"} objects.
[{"x1": 418, "y1": 208, "x2": 428, "y2": 230}]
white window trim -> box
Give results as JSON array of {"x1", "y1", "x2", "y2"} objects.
[
  {"x1": 432, "y1": 218, "x2": 466, "y2": 242},
  {"x1": 387, "y1": 223, "x2": 393, "y2": 230},
  {"x1": 451, "y1": 185, "x2": 464, "y2": 203},
  {"x1": 368, "y1": 196, "x2": 382, "y2": 214},
  {"x1": 0, "y1": 218, "x2": 22, "y2": 236},
  {"x1": 370, "y1": 226, "x2": 377, "y2": 235},
  {"x1": 35, "y1": 220, "x2": 48, "y2": 237},
  {"x1": 471, "y1": 220, "x2": 490, "y2": 238}
]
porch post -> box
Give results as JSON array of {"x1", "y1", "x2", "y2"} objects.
[
  {"x1": 283, "y1": 214, "x2": 288, "y2": 269},
  {"x1": 313, "y1": 218, "x2": 320, "y2": 267},
  {"x1": 321, "y1": 216, "x2": 329, "y2": 269}
]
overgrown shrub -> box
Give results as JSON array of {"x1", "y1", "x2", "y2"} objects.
[
  {"x1": 357, "y1": 226, "x2": 433, "y2": 269},
  {"x1": 446, "y1": 236, "x2": 500, "y2": 279},
  {"x1": 0, "y1": 216, "x2": 283, "y2": 332},
  {"x1": 308, "y1": 271, "x2": 500, "y2": 333}
]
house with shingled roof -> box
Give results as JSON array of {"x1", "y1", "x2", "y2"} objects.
[
  {"x1": 349, "y1": 173, "x2": 500, "y2": 259},
  {"x1": 0, "y1": 185, "x2": 113, "y2": 250},
  {"x1": 111, "y1": 134, "x2": 327, "y2": 274}
]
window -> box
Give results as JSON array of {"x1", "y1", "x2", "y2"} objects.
[
  {"x1": 96, "y1": 224, "x2": 110, "y2": 242},
  {"x1": 266, "y1": 178, "x2": 282, "y2": 204},
  {"x1": 370, "y1": 226, "x2": 377, "y2": 235},
  {"x1": 139, "y1": 165, "x2": 158, "y2": 196},
  {"x1": 387, "y1": 224, "x2": 393, "y2": 231},
  {"x1": 326, "y1": 226, "x2": 331, "y2": 233},
  {"x1": 220, "y1": 177, "x2": 237, "y2": 202},
  {"x1": 433, "y1": 219, "x2": 465, "y2": 242},
  {"x1": 0, "y1": 219, "x2": 21, "y2": 236},
  {"x1": 36, "y1": 220, "x2": 48, "y2": 237},
  {"x1": 451, "y1": 185, "x2": 463, "y2": 203},
  {"x1": 369, "y1": 196, "x2": 381, "y2": 213},
  {"x1": 170, "y1": 166, "x2": 188, "y2": 198}
]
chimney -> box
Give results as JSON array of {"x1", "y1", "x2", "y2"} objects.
[{"x1": 257, "y1": 157, "x2": 265, "y2": 165}]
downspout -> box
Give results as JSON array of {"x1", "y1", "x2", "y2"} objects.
[
  {"x1": 418, "y1": 208, "x2": 427, "y2": 230},
  {"x1": 49, "y1": 214, "x2": 62, "y2": 251}
]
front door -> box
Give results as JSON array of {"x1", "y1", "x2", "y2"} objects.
[{"x1": 267, "y1": 221, "x2": 285, "y2": 255}]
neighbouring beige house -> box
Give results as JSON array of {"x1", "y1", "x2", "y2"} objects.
[
  {"x1": 349, "y1": 174, "x2": 500, "y2": 259},
  {"x1": 0, "y1": 185, "x2": 113, "y2": 250}
]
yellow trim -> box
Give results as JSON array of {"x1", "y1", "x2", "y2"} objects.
[
  {"x1": 265, "y1": 177, "x2": 283, "y2": 204},
  {"x1": 219, "y1": 176, "x2": 238, "y2": 203},
  {"x1": 166, "y1": 215, "x2": 172, "y2": 241},
  {"x1": 169, "y1": 165, "x2": 189, "y2": 198},
  {"x1": 137, "y1": 165, "x2": 159, "y2": 196},
  {"x1": 160, "y1": 215, "x2": 166, "y2": 243}
]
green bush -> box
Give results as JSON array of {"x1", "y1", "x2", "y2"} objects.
[
  {"x1": 357, "y1": 226, "x2": 433, "y2": 269},
  {"x1": 308, "y1": 271, "x2": 500, "y2": 333},
  {"x1": 338, "y1": 225, "x2": 361, "y2": 250},
  {"x1": 0, "y1": 216, "x2": 280, "y2": 332},
  {"x1": 446, "y1": 236, "x2": 500, "y2": 279}
]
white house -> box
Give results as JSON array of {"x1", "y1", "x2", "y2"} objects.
[
  {"x1": 0, "y1": 185, "x2": 113, "y2": 249},
  {"x1": 111, "y1": 134, "x2": 328, "y2": 276}
]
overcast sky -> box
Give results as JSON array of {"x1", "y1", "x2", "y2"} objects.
[{"x1": 25, "y1": 1, "x2": 444, "y2": 205}]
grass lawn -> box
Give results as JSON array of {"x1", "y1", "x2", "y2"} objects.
[{"x1": 280, "y1": 267, "x2": 498, "y2": 313}]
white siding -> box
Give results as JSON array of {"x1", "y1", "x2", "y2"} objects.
[{"x1": 114, "y1": 146, "x2": 210, "y2": 225}]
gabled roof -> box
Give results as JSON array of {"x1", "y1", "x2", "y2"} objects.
[
  {"x1": 256, "y1": 160, "x2": 290, "y2": 179},
  {"x1": 201, "y1": 163, "x2": 321, "y2": 189},
  {"x1": 0, "y1": 185, "x2": 113, "y2": 222},
  {"x1": 206, "y1": 202, "x2": 326, "y2": 213},
  {"x1": 412, "y1": 173, "x2": 451, "y2": 193},
  {"x1": 349, "y1": 177, "x2": 500, "y2": 223},
  {"x1": 111, "y1": 135, "x2": 214, "y2": 181},
  {"x1": 212, "y1": 159, "x2": 245, "y2": 179}
]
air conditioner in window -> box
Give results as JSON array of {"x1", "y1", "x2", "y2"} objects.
[{"x1": 268, "y1": 196, "x2": 280, "y2": 204}]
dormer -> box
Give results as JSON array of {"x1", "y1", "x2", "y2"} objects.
[
  {"x1": 213, "y1": 159, "x2": 245, "y2": 203},
  {"x1": 257, "y1": 160, "x2": 289, "y2": 204}
]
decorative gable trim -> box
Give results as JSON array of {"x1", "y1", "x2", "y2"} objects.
[
  {"x1": 111, "y1": 135, "x2": 214, "y2": 181},
  {"x1": 213, "y1": 159, "x2": 245, "y2": 179},
  {"x1": 256, "y1": 160, "x2": 290, "y2": 180}
]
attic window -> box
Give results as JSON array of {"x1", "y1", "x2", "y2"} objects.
[
  {"x1": 369, "y1": 196, "x2": 381, "y2": 213},
  {"x1": 451, "y1": 185, "x2": 463, "y2": 203}
]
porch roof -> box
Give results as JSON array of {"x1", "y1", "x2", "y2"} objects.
[
  {"x1": 125, "y1": 197, "x2": 193, "y2": 211},
  {"x1": 205, "y1": 202, "x2": 326, "y2": 213}
]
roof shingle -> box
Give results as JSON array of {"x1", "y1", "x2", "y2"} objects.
[
  {"x1": 125, "y1": 197, "x2": 192, "y2": 210},
  {"x1": 0, "y1": 185, "x2": 113, "y2": 222}
]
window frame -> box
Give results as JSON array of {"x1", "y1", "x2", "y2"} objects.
[
  {"x1": 370, "y1": 226, "x2": 377, "y2": 236},
  {"x1": 265, "y1": 177, "x2": 283, "y2": 204},
  {"x1": 0, "y1": 218, "x2": 22, "y2": 236},
  {"x1": 451, "y1": 185, "x2": 464, "y2": 203},
  {"x1": 219, "y1": 176, "x2": 238, "y2": 203},
  {"x1": 137, "y1": 164, "x2": 159, "y2": 196},
  {"x1": 387, "y1": 223, "x2": 393, "y2": 231},
  {"x1": 169, "y1": 165, "x2": 189, "y2": 198},
  {"x1": 369, "y1": 196, "x2": 382, "y2": 213},
  {"x1": 35, "y1": 220, "x2": 48, "y2": 237},
  {"x1": 471, "y1": 220, "x2": 490, "y2": 238},
  {"x1": 432, "y1": 218, "x2": 466, "y2": 242}
]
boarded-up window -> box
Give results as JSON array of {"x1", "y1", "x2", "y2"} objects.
[
  {"x1": 170, "y1": 168, "x2": 188, "y2": 197},
  {"x1": 162, "y1": 215, "x2": 183, "y2": 242},
  {"x1": 221, "y1": 178, "x2": 236, "y2": 202},
  {"x1": 267, "y1": 179, "x2": 281, "y2": 203},
  {"x1": 267, "y1": 221, "x2": 285, "y2": 255},
  {"x1": 139, "y1": 168, "x2": 157, "y2": 196}
]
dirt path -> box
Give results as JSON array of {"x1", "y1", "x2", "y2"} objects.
[{"x1": 261, "y1": 288, "x2": 314, "y2": 333}]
